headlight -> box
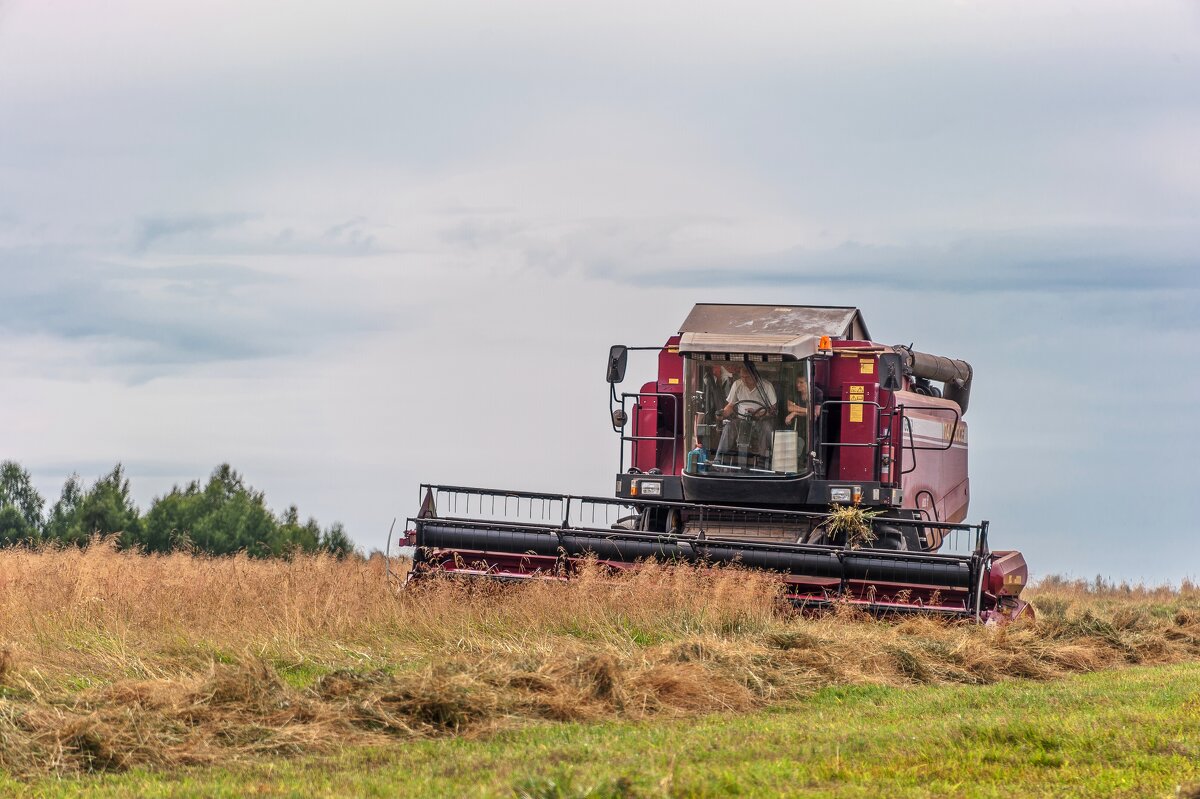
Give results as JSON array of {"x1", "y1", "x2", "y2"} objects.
[
  {"x1": 830, "y1": 487, "x2": 852, "y2": 503},
  {"x1": 639, "y1": 481, "x2": 663, "y2": 497}
]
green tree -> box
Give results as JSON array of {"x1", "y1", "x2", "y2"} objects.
[
  {"x1": 0, "y1": 461, "x2": 44, "y2": 539},
  {"x1": 143, "y1": 464, "x2": 279, "y2": 556},
  {"x1": 80, "y1": 465, "x2": 142, "y2": 546},
  {"x1": 44, "y1": 474, "x2": 85, "y2": 544},
  {"x1": 140, "y1": 479, "x2": 203, "y2": 553},
  {"x1": 0, "y1": 505, "x2": 35, "y2": 545},
  {"x1": 320, "y1": 522, "x2": 356, "y2": 559},
  {"x1": 43, "y1": 466, "x2": 142, "y2": 547},
  {"x1": 195, "y1": 474, "x2": 277, "y2": 556},
  {"x1": 275, "y1": 505, "x2": 322, "y2": 554},
  {"x1": 141, "y1": 464, "x2": 354, "y2": 559}
]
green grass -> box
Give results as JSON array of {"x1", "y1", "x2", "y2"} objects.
[
  {"x1": 12, "y1": 663, "x2": 1198, "y2": 799},
  {"x1": 273, "y1": 658, "x2": 335, "y2": 690}
]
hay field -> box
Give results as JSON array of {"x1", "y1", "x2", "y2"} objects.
[{"x1": 0, "y1": 542, "x2": 1195, "y2": 778}]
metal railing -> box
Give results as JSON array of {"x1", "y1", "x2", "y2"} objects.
[
  {"x1": 898, "y1": 404, "x2": 962, "y2": 476},
  {"x1": 810, "y1": 399, "x2": 965, "y2": 485},
  {"x1": 812, "y1": 399, "x2": 902, "y2": 484},
  {"x1": 615, "y1": 391, "x2": 679, "y2": 474},
  {"x1": 412, "y1": 483, "x2": 988, "y2": 556},
  {"x1": 409, "y1": 483, "x2": 994, "y2": 619}
]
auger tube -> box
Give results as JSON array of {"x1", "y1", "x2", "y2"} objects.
[{"x1": 892, "y1": 345, "x2": 973, "y2": 415}]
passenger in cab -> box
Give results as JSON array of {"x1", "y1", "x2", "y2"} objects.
[
  {"x1": 783, "y1": 372, "x2": 820, "y2": 454},
  {"x1": 694, "y1": 362, "x2": 732, "y2": 453}
]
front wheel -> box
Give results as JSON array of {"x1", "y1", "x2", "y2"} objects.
[
  {"x1": 872, "y1": 512, "x2": 925, "y2": 551},
  {"x1": 871, "y1": 522, "x2": 909, "y2": 550}
]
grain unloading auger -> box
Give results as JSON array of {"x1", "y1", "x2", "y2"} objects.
[{"x1": 403, "y1": 304, "x2": 1030, "y2": 622}]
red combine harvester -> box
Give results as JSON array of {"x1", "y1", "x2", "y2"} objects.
[{"x1": 405, "y1": 304, "x2": 1030, "y2": 621}]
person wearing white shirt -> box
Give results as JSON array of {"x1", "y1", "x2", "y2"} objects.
[{"x1": 716, "y1": 363, "x2": 777, "y2": 469}]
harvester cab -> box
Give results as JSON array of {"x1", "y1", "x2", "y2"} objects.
[{"x1": 406, "y1": 304, "x2": 1030, "y2": 621}]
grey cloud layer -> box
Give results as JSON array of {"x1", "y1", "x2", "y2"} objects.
[
  {"x1": 620, "y1": 230, "x2": 1200, "y2": 297},
  {"x1": 5, "y1": 4, "x2": 1196, "y2": 232},
  {"x1": 0, "y1": 245, "x2": 377, "y2": 373},
  {"x1": 136, "y1": 213, "x2": 255, "y2": 252},
  {"x1": 136, "y1": 214, "x2": 384, "y2": 257},
  {"x1": 432, "y1": 212, "x2": 1200, "y2": 311}
]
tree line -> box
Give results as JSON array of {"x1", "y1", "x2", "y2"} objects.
[{"x1": 0, "y1": 461, "x2": 356, "y2": 558}]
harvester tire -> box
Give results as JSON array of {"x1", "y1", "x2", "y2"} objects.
[
  {"x1": 872, "y1": 522, "x2": 909, "y2": 551},
  {"x1": 665, "y1": 508, "x2": 682, "y2": 536},
  {"x1": 874, "y1": 511, "x2": 927, "y2": 551}
]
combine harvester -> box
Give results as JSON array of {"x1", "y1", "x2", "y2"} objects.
[{"x1": 403, "y1": 304, "x2": 1030, "y2": 621}]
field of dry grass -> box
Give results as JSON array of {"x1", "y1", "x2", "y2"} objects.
[{"x1": 0, "y1": 542, "x2": 1195, "y2": 779}]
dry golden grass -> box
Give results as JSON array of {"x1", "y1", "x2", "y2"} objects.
[{"x1": 0, "y1": 541, "x2": 1195, "y2": 776}]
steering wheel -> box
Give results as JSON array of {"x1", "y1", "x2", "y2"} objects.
[{"x1": 731, "y1": 399, "x2": 768, "y2": 421}]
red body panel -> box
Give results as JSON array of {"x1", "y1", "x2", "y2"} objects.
[
  {"x1": 837, "y1": 381, "x2": 879, "y2": 482},
  {"x1": 634, "y1": 340, "x2": 970, "y2": 525},
  {"x1": 895, "y1": 391, "x2": 969, "y2": 523},
  {"x1": 630, "y1": 337, "x2": 684, "y2": 475},
  {"x1": 631, "y1": 382, "x2": 659, "y2": 473},
  {"x1": 656, "y1": 337, "x2": 683, "y2": 392}
]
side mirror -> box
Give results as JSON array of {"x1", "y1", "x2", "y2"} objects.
[
  {"x1": 878, "y1": 353, "x2": 904, "y2": 391},
  {"x1": 606, "y1": 345, "x2": 628, "y2": 384}
]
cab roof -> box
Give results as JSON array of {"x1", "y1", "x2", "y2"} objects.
[{"x1": 677, "y1": 304, "x2": 871, "y2": 359}]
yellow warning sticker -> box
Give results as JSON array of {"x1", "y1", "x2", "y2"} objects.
[
  {"x1": 860, "y1": 359, "x2": 874, "y2": 374},
  {"x1": 848, "y1": 385, "x2": 864, "y2": 422}
]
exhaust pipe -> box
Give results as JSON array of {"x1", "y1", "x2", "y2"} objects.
[{"x1": 892, "y1": 345, "x2": 973, "y2": 415}]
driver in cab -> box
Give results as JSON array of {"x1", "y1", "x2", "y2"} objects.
[{"x1": 717, "y1": 363, "x2": 777, "y2": 467}]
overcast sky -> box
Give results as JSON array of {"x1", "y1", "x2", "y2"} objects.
[{"x1": 1, "y1": 1, "x2": 1197, "y2": 582}]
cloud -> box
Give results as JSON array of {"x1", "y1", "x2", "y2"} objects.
[
  {"x1": 135, "y1": 214, "x2": 384, "y2": 257},
  {"x1": 424, "y1": 207, "x2": 1199, "y2": 314},
  {"x1": 579, "y1": 226, "x2": 1200, "y2": 300},
  {"x1": 151, "y1": 263, "x2": 285, "y2": 299},
  {"x1": 0, "y1": 245, "x2": 380, "y2": 378},
  {"x1": 135, "y1": 213, "x2": 253, "y2": 252}
]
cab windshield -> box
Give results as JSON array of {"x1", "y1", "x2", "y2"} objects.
[{"x1": 683, "y1": 357, "x2": 814, "y2": 477}]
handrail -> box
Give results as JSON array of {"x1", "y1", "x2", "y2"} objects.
[
  {"x1": 815, "y1": 398, "x2": 893, "y2": 483},
  {"x1": 617, "y1": 390, "x2": 680, "y2": 474},
  {"x1": 898, "y1": 404, "x2": 962, "y2": 452},
  {"x1": 896, "y1": 403, "x2": 962, "y2": 478},
  {"x1": 417, "y1": 483, "x2": 987, "y2": 536}
]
